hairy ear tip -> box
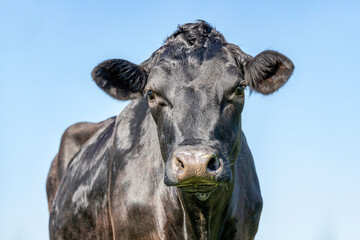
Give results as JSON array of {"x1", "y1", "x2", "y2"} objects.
[{"x1": 91, "y1": 67, "x2": 100, "y2": 79}]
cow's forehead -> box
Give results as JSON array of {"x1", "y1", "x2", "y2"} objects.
[{"x1": 147, "y1": 45, "x2": 243, "y2": 97}]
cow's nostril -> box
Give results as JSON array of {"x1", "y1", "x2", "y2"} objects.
[{"x1": 207, "y1": 156, "x2": 219, "y2": 171}]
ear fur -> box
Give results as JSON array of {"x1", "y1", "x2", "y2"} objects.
[
  {"x1": 91, "y1": 59, "x2": 147, "y2": 100},
  {"x1": 244, "y1": 50, "x2": 294, "y2": 95}
]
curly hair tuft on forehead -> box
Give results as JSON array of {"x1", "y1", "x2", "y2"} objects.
[{"x1": 165, "y1": 20, "x2": 227, "y2": 47}]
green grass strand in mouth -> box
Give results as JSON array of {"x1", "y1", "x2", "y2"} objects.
[{"x1": 176, "y1": 178, "x2": 218, "y2": 187}]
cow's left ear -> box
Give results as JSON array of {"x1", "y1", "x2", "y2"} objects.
[
  {"x1": 244, "y1": 50, "x2": 294, "y2": 95},
  {"x1": 91, "y1": 59, "x2": 147, "y2": 100}
]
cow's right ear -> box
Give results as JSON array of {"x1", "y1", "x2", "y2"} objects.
[{"x1": 91, "y1": 59, "x2": 147, "y2": 100}]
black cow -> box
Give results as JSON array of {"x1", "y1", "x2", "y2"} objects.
[{"x1": 47, "y1": 21, "x2": 294, "y2": 240}]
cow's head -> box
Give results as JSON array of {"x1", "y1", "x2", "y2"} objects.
[{"x1": 92, "y1": 21, "x2": 294, "y2": 202}]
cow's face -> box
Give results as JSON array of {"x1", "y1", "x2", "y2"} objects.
[
  {"x1": 144, "y1": 45, "x2": 247, "y2": 193},
  {"x1": 92, "y1": 23, "x2": 294, "y2": 202}
]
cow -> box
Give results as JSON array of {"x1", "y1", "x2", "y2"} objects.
[{"x1": 47, "y1": 20, "x2": 294, "y2": 240}]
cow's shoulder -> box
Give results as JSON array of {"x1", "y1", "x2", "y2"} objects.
[
  {"x1": 46, "y1": 117, "x2": 115, "y2": 211},
  {"x1": 49, "y1": 117, "x2": 116, "y2": 239}
]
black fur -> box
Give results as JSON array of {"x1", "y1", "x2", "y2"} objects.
[{"x1": 48, "y1": 21, "x2": 294, "y2": 240}]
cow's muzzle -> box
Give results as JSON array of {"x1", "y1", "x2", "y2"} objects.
[{"x1": 165, "y1": 146, "x2": 229, "y2": 200}]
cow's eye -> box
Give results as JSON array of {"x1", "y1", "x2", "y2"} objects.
[
  {"x1": 147, "y1": 90, "x2": 156, "y2": 101},
  {"x1": 146, "y1": 89, "x2": 171, "y2": 108},
  {"x1": 235, "y1": 85, "x2": 245, "y2": 97}
]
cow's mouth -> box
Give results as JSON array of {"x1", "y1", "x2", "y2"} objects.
[{"x1": 176, "y1": 178, "x2": 219, "y2": 201}]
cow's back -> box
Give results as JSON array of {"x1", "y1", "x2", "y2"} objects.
[{"x1": 46, "y1": 118, "x2": 114, "y2": 211}]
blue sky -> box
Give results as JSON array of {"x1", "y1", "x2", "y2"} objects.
[{"x1": 0, "y1": 0, "x2": 359, "y2": 239}]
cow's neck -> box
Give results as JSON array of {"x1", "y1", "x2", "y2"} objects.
[{"x1": 178, "y1": 181, "x2": 234, "y2": 240}]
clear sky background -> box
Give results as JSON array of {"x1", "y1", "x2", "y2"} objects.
[{"x1": 0, "y1": 0, "x2": 359, "y2": 239}]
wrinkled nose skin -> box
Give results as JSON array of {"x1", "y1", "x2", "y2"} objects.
[{"x1": 165, "y1": 146, "x2": 225, "y2": 187}]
